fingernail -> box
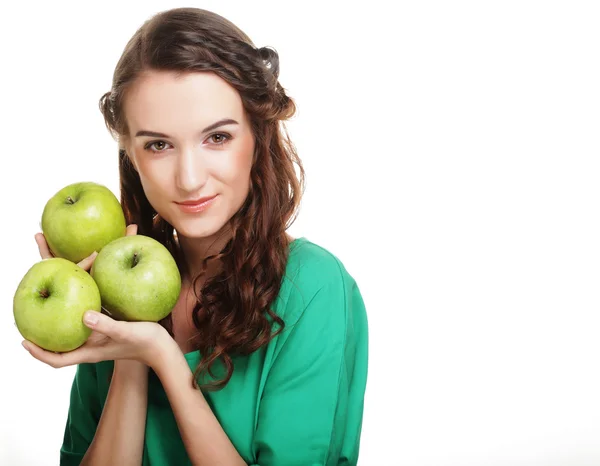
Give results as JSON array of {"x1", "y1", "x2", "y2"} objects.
[
  {"x1": 84, "y1": 312, "x2": 99, "y2": 326},
  {"x1": 22, "y1": 341, "x2": 31, "y2": 352}
]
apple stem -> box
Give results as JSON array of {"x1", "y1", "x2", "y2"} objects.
[
  {"x1": 66, "y1": 196, "x2": 75, "y2": 205},
  {"x1": 39, "y1": 289, "x2": 50, "y2": 298},
  {"x1": 132, "y1": 252, "x2": 140, "y2": 268}
]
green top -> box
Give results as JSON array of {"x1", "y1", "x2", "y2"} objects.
[{"x1": 59, "y1": 237, "x2": 369, "y2": 465}]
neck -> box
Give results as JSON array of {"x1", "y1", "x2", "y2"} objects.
[
  {"x1": 176, "y1": 225, "x2": 232, "y2": 283},
  {"x1": 176, "y1": 229, "x2": 297, "y2": 284}
]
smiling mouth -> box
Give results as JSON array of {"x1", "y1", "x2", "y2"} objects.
[
  {"x1": 174, "y1": 195, "x2": 218, "y2": 213},
  {"x1": 176, "y1": 195, "x2": 217, "y2": 206}
]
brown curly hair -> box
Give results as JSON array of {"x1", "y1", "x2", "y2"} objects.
[{"x1": 98, "y1": 7, "x2": 304, "y2": 390}]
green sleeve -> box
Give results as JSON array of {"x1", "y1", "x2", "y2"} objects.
[
  {"x1": 252, "y1": 261, "x2": 369, "y2": 465},
  {"x1": 59, "y1": 363, "x2": 101, "y2": 465}
]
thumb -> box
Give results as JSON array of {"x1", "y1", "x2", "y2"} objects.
[
  {"x1": 83, "y1": 311, "x2": 123, "y2": 339},
  {"x1": 77, "y1": 251, "x2": 98, "y2": 272},
  {"x1": 126, "y1": 224, "x2": 138, "y2": 236}
]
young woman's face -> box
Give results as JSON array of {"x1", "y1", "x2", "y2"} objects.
[{"x1": 122, "y1": 70, "x2": 255, "y2": 240}]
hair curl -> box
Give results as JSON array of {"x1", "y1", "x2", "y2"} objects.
[{"x1": 98, "y1": 7, "x2": 304, "y2": 390}]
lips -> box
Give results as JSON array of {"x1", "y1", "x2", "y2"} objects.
[
  {"x1": 176, "y1": 195, "x2": 217, "y2": 206},
  {"x1": 174, "y1": 194, "x2": 218, "y2": 214}
]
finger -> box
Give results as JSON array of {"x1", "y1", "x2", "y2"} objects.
[
  {"x1": 76, "y1": 224, "x2": 136, "y2": 270},
  {"x1": 22, "y1": 313, "x2": 125, "y2": 368},
  {"x1": 83, "y1": 311, "x2": 128, "y2": 342},
  {"x1": 77, "y1": 251, "x2": 98, "y2": 271},
  {"x1": 22, "y1": 339, "x2": 109, "y2": 368},
  {"x1": 126, "y1": 224, "x2": 138, "y2": 236},
  {"x1": 35, "y1": 233, "x2": 54, "y2": 260},
  {"x1": 23, "y1": 340, "x2": 69, "y2": 368}
]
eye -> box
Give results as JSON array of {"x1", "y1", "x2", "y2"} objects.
[
  {"x1": 207, "y1": 132, "x2": 231, "y2": 145},
  {"x1": 144, "y1": 140, "x2": 171, "y2": 154},
  {"x1": 143, "y1": 133, "x2": 231, "y2": 154}
]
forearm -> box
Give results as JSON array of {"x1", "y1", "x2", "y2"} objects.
[
  {"x1": 81, "y1": 360, "x2": 148, "y2": 466},
  {"x1": 154, "y1": 347, "x2": 246, "y2": 466}
]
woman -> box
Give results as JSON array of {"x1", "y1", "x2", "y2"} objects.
[{"x1": 24, "y1": 7, "x2": 368, "y2": 465}]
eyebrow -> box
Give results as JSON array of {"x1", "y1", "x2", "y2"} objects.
[{"x1": 134, "y1": 118, "x2": 239, "y2": 138}]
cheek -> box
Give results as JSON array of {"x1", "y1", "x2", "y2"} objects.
[
  {"x1": 213, "y1": 147, "x2": 253, "y2": 188},
  {"x1": 134, "y1": 158, "x2": 172, "y2": 199}
]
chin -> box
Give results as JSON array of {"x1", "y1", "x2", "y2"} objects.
[{"x1": 171, "y1": 215, "x2": 229, "y2": 240}]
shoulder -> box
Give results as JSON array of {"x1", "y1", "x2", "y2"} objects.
[
  {"x1": 274, "y1": 237, "x2": 361, "y2": 328},
  {"x1": 287, "y1": 237, "x2": 349, "y2": 281}
]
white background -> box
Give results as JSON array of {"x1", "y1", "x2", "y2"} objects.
[{"x1": 1, "y1": 1, "x2": 599, "y2": 465}]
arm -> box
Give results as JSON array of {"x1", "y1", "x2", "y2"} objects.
[
  {"x1": 60, "y1": 360, "x2": 148, "y2": 466},
  {"x1": 250, "y1": 262, "x2": 369, "y2": 465},
  {"x1": 80, "y1": 360, "x2": 148, "y2": 466},
  {"x1": 153, "y1": 344, "x2": 247, "y2": 466},
  {"x1": 152, "y1": 260, "x2": 369, "y2": 466}
]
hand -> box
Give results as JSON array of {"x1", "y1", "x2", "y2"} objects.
[
  {"x1": 22, "y1": 311, "x2": 173, "y2": 369},
  {"x1": 25, "y1": 223, "x2": 176, "y2": 369}
]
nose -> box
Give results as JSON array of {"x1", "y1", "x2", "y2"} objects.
[{"x1": 175, "y1": 146, "x2": 208, "y2": 194}]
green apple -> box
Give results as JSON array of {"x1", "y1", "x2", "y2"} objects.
[
  {"x1": 13, "y1": 258, "x2": 101, "y2": 352},
  {"x1": 42, "y1": 181, "x2": 127, "y2": 263},
  {"x1": 90, "y1": 235, "x2": 181, "y2": 322}
]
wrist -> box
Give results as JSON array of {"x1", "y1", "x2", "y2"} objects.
[
  {"x1": 148, "y1": 328, "x2": 181, "y2": 374},
  {"x1": 114, "y1": 359, "x2": 149, "y2": 374},
  {"x1": 113, "y1": 360, "x2": 149, "y2": 385}
]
